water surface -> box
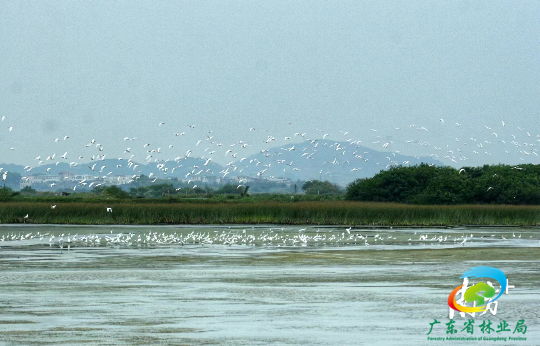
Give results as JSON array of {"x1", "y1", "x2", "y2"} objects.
[{"x1": 1, "y1": 225, "x2": 538, "y2": 345}]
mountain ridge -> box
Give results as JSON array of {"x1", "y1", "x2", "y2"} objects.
[{"x1": 3, "y1": 140, "x2": 443, "y2": 187}]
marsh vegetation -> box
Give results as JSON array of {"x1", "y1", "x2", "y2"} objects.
[{"x1": 3, "y1": 200, "x2": 540, "y2": 225}]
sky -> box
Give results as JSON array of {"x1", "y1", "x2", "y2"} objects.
[{"x1": 0, "y1": 1, "x2": 539, "y2": 169}]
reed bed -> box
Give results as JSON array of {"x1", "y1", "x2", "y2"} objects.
[{"x1": 1, "y1": 201, "x2": 540, "y2": 225}]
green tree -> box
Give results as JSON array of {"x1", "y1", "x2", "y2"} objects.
[
  {"x1": 217, "y1": 183, "x2": 242, "y2": 194},
  {"x1": 103, "y1": 185, "x2": 130, "y2": 199},
  {"x1": 302, "y1": 180, "x2": 342, "y2": 195},
  {"x1": 20, "y1": 186, "x2": 37, "y2": 195},
  {"x1": 92, "y1": 185, "x2": 105, "y2": 195},
  {"x1": 0, "y1": 186, "x2": 15, "y2": 201},
  {"x1": 346, "y1": 165, "x2": 433, "y2": 202},
  {"x1": 411, "y1": 167, "x2": 465, "y2": 204},
  {"x1": 346, "y1": 163, "x2": 540, "y2": 205}
]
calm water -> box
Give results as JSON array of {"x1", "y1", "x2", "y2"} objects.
[{"x1": 0, "y1": 225, "x2": 539, "y2": 345}]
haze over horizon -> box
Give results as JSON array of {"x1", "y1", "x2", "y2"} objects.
[{"x1": 1, "y1": 1, "x2": 539, "y2": 173}]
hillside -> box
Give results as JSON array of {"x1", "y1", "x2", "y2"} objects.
[
  {"x1": 230, "y1": 139, "x2": 442, "y2": 186},
  {"x1": 3, "y1": 140, "x2": 442, "y2": 187}
]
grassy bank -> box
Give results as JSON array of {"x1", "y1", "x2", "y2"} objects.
[{"x1": 2, "y1": 201, "x2": 540, "y2": 225}]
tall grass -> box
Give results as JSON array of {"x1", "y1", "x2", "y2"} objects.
[{"x1": 1, "y1": 201, "x2": 540, "y2": 225}]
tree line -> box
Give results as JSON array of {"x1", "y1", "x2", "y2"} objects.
[{"x1": 346, "y1": 163, "x2": 540, "y2": 204}]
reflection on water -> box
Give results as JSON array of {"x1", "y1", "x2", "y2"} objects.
[{"x1": 0, "y1": 225, "x2": 539, "y2": 345}]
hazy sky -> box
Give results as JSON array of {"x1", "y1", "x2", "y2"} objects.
[{"x1": 0, "y1": 1, "x2": 539, "y2": 168}]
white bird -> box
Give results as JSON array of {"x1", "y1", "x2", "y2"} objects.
[{"x1": 106, "y1": 207, "x2": 112, "y2": 212}]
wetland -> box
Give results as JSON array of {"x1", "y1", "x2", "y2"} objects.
[{"x1": 0, "y1": 225, "x2": 539, "y2": 345}]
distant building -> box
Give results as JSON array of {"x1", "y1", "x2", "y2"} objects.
[
  {"x1": 104, "y1": 175, "x2": 133, "y2": 185},
  {"x1": 20, "y1": 174, "x2": 61, "y2": 188},
  {"x1": 59, "y1": 171, "x2": 76, "y2": 180},
  {"x1": 229, "y1": 175, "x2": 253, "y2": 183},
  {"x1": 20, "y1": 172, "x2": 138, "y2": 190},
  {"x1": 202, "y1": 176, "x2": 221, "y2": 184},
  {"x1": 265, "y1": 176, "x2": 294, "y2": 186}
]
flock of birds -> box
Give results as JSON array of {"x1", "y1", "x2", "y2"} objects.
[
  {"x1": 0, "y1": 227, "x2": 536, "y2": 251},
  {"x1": 1, "y1": 117, "x2": 539, "y2": 191},
  {"x1": 0, "y1": 118, "x2": 539, "y2": 225}
]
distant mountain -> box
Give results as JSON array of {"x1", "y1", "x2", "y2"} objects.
[
  {"x1": 5, "y1": 158, "x2": 224, "y2": 181},
  {"x1": 230, "y1": 139, "x2": 443, "y2": 186},
  {"x1": 0, "y1": 163, "x2": 28, "y2": 175},
  {"x1": 2, "y1": 140, "x2": 442, "y2": 187}
]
